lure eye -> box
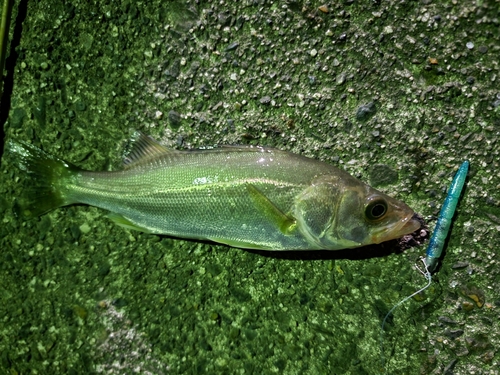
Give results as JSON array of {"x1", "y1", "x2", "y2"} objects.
[{"x1": 365, "y1": 199, "x2": 388, "y2": 221}]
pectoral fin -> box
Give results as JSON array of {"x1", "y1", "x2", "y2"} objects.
[
  {"x1": 107, "y1": 213, "x2": 152, "y2": 233},
  {"x1": 246, "y1": 184, "x2": 296, "y2": 235}
]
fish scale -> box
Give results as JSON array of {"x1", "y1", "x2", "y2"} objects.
[{"x1": 70, "y1": 150, "x2": 316, "y2": 249}]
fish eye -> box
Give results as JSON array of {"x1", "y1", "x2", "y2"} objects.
[{"x1": 365, "y1": 199, "x2": 388, "y2": 221}]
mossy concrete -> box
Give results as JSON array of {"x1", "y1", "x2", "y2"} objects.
[{"x1": 1, "y1": 0, "x2": 499, "y2": 374}]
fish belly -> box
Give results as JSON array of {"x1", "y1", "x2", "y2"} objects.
[{"x1": 67, "y1": 152, "x2": 326, "y2": 250}]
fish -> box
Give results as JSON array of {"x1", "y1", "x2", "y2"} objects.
[{"x1": 8, "y1": 132, "x2": 421, "y2": 250}]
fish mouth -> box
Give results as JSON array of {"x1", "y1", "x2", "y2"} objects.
[
  {"x1": 397, "y1": 213, "x2": 422, "y2": 236},
  {"x1": 372, "y1": 213, "x2": 422, "y2": 243}
]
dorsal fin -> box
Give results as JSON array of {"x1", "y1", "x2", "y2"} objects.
[{"x1": 123, "y1": 131, "x2": 174, "y2": 168}]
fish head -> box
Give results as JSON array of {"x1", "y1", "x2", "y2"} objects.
[
  {"x1": 335, "y1": 189, "x2": 421, "y2": 247},
  {"x1": 294, "y1": 175, "x2": 421, "y2": 250}
]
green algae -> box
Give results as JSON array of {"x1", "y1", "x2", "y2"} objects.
[{"x1": 1, "y1": 1, "x2": 499, "y2": 374}]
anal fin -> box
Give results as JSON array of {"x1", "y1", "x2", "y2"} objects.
[
  {"x1": 208, "y1": 237, "x2": 273, "y2": 250},
  {"x1": 107, "y1": 213, "x2": 152, "y2": 233}
]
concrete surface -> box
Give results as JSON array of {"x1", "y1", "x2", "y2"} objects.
[{"x1": 1, "y1": 1, "x2": 499, "y2": 374}]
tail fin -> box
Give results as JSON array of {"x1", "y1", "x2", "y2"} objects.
[{"x1": 7, "y1": 140, "x2": 81, "y2": 217}]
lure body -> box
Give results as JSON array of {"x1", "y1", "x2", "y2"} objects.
[
  {"x1": 9, "y1": 133, "x2": 421, "y2": 251},
  {"x1": 425, "y1": 161, "x2": 469, "y2": 273}
]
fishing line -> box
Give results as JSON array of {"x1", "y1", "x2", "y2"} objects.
[{"x1": 379, "y1": 161, "x2": 469, "y2": 374}]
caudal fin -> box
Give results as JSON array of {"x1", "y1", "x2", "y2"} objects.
[{"x1": 7, "y1": 140, "x2": 81, "y2": 217}]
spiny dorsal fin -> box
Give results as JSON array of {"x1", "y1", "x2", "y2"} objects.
[{"x1": 123, "y1": 131, "x2": 174, "y2": 168}]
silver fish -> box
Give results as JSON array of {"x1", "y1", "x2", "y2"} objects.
[{"x1": 9, "y1": 133, "x2": 420, "y2": 250}]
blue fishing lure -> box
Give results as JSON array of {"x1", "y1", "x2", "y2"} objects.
[
  {"x1": 380, "y1": 161, "x2": 469, "y2": 373},
  {"x1": 424, "y1": 161, "x2": 469, "y2": 273}
]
